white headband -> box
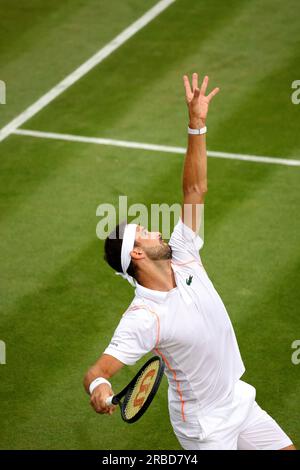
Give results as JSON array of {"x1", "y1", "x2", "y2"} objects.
[{"x1": 115, "y1": 223, "x2": 138, "y2": 287}]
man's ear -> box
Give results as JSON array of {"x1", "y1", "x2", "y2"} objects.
[{"x1": 130, "y1": 247, "x2": 145, "y2": 261}]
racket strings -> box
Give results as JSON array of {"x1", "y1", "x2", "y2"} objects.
[{"x1": 123, "y1": 360, "x2": 160, "y2": 420}]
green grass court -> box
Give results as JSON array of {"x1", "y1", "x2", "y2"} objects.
[{"x1": 0, "y1": 0, "x2": 299, "y2": 449}]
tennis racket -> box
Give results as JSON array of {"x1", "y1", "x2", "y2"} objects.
[{"x1": 105, "y1": 355, "x2": 165, "y2": 423}]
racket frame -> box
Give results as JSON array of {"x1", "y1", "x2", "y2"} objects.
[{"x1": 106, "y1": 355, "x2": 165, "y2": 423}]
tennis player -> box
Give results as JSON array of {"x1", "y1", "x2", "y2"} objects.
[{"x1": 83, "y1": 73, "x2": 295, "y2": 450}]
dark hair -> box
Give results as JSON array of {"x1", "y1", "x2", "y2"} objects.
[{"x1": 104, "y1": 222, "x2": 138, "y2": 281}]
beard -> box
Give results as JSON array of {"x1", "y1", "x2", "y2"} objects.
[{"x1": 144, "y1": 241, "x2": 172, "y2": 261}]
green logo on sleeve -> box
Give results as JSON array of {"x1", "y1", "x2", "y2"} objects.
[{"x1": 186, "y1": 275, "x2": 193, "y2": 286}]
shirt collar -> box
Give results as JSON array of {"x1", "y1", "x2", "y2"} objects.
[
  {"x1": 134, "y1": 262, "x2": 193, "y2": 305},
  {"x1": 134, "y1": 263, "x2": 179, "y2": 303},
  {"x1": 135, "y1": 281, "x2": 178, "y2": 303}
]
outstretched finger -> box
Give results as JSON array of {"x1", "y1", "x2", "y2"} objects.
[
  {"x1": 207, "y1": 87, "x2": 220, "y2": 102},
  {"x1": 183, "y1": 74, "x2": 192, "y2": 99},
  {"x1": 192, "y1": 72, "x2": 198, "y2": 92},
  {"x1": 200, "y1": 75, "x2": 209, "y2": 95}
]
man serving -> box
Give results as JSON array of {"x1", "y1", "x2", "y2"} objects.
[{"x1": 83, "y1": 73, "x2": 295, "y2": 450}]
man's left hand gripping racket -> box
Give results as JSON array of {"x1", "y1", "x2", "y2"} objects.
[{"x1": 105, "y1": 355, "x2": 165, "y2": 423}]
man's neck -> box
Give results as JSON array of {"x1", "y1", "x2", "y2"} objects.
[{"x1": 137, "y1": 260, "x2": 176, "y2": 292}]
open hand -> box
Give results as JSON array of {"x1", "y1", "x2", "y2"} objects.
[{"x1": 183, "y1": 73, "x2": 220, "y2": 128}]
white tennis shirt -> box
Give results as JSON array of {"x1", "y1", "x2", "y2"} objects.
[{"x1": 104, "y1": 217, "x2": 245, "y2": 423}]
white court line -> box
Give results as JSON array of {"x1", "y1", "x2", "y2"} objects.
[
  {"x1": 13, "y1": 128, "x2": 300, "y2": 167},
  {"x1": 0, "y1": 0, "x2": 175, "y2": 143}
]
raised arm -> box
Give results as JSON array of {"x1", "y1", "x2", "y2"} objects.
[{"x1": 181, "y1": 73, "x2": 219, "y2": 233}]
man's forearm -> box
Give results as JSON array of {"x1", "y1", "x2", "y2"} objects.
[
  {"x1": 83, "y1": 354, "x2": 124, "y2": 394},
  {"x1": 83, "y1": 366, "x2": 110, "y2": 394},
  {"x1": 182, "y1": 120, "x2": 207, "y2": 194}
]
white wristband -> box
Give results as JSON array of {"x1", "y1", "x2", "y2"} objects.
[
  {"x1": 188, "y1": 126, "x2": 207, "y2": 135},
  {"x1": 89, "y1": 377, "x2": 111, "y2": 395}
]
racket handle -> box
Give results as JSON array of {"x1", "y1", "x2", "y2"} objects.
[{"x1": 105, "y1": 395, "x2": 114, "y2": 407}]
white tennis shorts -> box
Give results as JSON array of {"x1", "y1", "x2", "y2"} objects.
[{"x1": 170, "y1": 380, "x2": 293, "y2": 450}]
